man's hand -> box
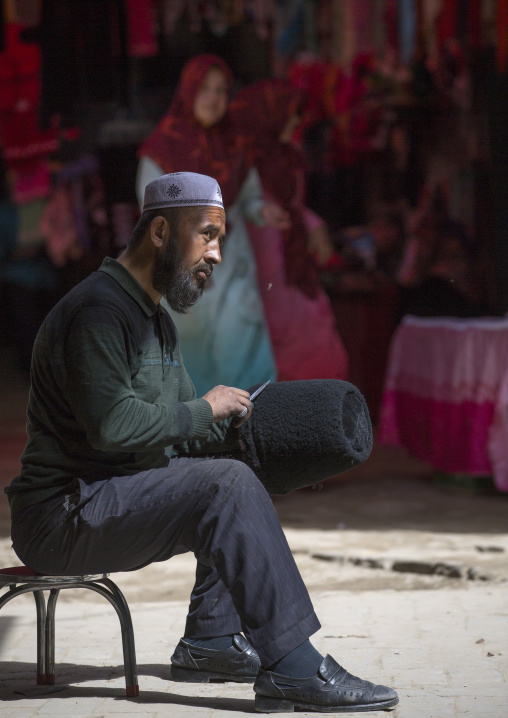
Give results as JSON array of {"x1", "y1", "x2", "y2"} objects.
[
  {"x1": 260, "y1": 202, "x2": 291, "y2": 231},
  {"x1": 202, "y1": 385, "x2": 252, "y2": 428}
]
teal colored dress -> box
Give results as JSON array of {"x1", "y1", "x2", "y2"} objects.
[{"x1": 136, "y1": 158, "x2": 276, "y2": 396}]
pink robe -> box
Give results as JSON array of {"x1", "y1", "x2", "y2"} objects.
[{"x1": 248, "y1": 204, "x2": 348, "y2": 382}]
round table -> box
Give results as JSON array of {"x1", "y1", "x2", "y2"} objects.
[{"x1": 378, "y1": 315, "x2": 508, "y2": 492}]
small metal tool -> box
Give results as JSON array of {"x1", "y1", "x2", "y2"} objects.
[
  {"x1": 237, "y1": 380, "x2": 271, "y2": 420},
  {"x1": 250, "y1": 380, "x2": 271, "y2": 401}
]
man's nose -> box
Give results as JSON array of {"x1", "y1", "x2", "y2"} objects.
[{"x1": 204, "y1": 240, "x2": 222, "y2": 265}]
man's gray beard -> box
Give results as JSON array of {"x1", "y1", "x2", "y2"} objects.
[
  {"x1": 164, "y1": 263, "x2": 204, "y2": 313},
  {"x1": 153, "y1": 234, "x2": 204, "y2": 313}
]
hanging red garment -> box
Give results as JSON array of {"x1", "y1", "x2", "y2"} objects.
[
  {"x1": 497, "y1": 0, "x2": 508, "y2": 73},
  {"x1": 0, "y1": 24, "x2": 58, "y2": 173},
  {"x1": 126, "y1": 0, "x2": 158, "y2": 57},
  {"x1": 384, "y1": 0, "x2": 398, "y2": 55},
  {"x1": 138, "y1": 54, "x2": 248, "y2": 208},
  {"x1": 468, "y1": 0, "x2": 482, "y2": 48},
  {"x1": 289, "y1": 60, "x2": 330, "y2": 129},
  {"x1": 436, "y1": 0, "x2": 458, "y2": 48}
]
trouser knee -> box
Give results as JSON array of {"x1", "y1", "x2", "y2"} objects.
[{"x1": 209, "y1": 458, "x2": 268, "y2": 502}]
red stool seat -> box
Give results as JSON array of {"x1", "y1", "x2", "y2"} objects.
[{"x1": 0, "y1": 566, "x2": 38, "y2": 575}]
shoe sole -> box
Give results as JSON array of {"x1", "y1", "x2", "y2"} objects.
[
  {"x1": 254, "y1": 693, "x2": 399, "y2": 713},
  {"x1": 170, "y1": 664, "x2": 256, "y2": 683}
]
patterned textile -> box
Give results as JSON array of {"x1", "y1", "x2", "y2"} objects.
[{"x1": 142, "y1": 171, "x2": 224, "y2": 211}]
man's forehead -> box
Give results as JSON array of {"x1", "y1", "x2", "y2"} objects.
[{"x1": 185, "y1": 205, "x2": 226, "y2": 226}]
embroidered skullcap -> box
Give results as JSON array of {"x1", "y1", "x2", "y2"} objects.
[{"x1": 142, "y1": 171, "x2": 224, "y2": 212}]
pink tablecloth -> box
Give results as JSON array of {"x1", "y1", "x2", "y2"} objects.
[{"x1": 378, "y1": 316, "x2": 508, "y2": 492}]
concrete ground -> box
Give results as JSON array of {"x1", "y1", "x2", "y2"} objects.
[{"x1": 0, "y1": 351, "x2": 507, "y2": 717}]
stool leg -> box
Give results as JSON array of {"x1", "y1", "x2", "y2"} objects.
[
  {"x1": 100, "y1": 578, "x2": 139, "y2": 697},
  {"x1": 45, "y1": 589, "x2": 60, "y2": 685},
  {"x1": 33, "y1": 591, "x2": 47, "y2": 685}
]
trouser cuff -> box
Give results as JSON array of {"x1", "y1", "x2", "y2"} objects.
[
  {"x1": 249, "y1": 610, "x2": 321, "y2": 667},
  {"x1": 184, "y1": 612, "x2": 243, "y2": 638}
]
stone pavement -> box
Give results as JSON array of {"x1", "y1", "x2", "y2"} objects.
[{"x1": 1, "y1": 557, "x2": 507, "y2": 717}]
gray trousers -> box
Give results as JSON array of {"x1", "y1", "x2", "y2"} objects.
[{"x1": 10, "y1": 457, "x2": 320, "y2": 666}]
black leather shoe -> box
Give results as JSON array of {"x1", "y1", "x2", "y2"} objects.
[
  {"x1": 254, "y1": 654, "x2": 399, "y2": 712},
  {"x1": 170, "y1": 634, "x2": 261, "y2": 683}
]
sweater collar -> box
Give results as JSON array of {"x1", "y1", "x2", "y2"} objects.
[{"x1": 99, "y1": 257, "x2": 159, "y2": 318}]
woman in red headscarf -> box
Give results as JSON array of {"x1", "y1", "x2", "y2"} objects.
[
  {"x1": 230, "y1": 79, "x2": 348, "y2": 381},
  {"x1": 138, "y1": 55, "x2": 243, "y2": 208},
  {"x1": 137, "y1": 56, "x2": 288, "y2": 395}
]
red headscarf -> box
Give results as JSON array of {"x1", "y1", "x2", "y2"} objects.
[
  {"x1": 138, "y1": 54, "x2": 247, "y2": 207},
  {"x1": 230, "y1": 79, "x2": 320, "y2": 299}
]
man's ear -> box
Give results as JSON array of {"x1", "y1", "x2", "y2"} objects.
[{"x1": 150, "y1": 215, "x2": 168, "y2": 248}]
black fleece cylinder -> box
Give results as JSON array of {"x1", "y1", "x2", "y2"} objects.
[{"x1": 236, "y1": 379, "x2": 373, "y2": 495}]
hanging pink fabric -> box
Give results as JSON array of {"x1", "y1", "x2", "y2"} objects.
[
  {"x1": 12, "y1": 161, "x2": 51, "y2": 204},
  {"x1": 488, "y1": 368, "x2": 508, "y2": 492},
  {"x1": 126, "y1": 0, "x2": 158, "y2": 57},
  {"x1": 247, "y1": 211, "x2": 348, "y2": 382}
]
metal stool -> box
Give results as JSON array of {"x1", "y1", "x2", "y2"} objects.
[{"x1": 0, "y1": 566, "x2": 139, "y2": 697}]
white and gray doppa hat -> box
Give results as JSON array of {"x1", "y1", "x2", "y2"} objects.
[{"x1": 142, "y1": 171, "x2": 224, "y2": 212}]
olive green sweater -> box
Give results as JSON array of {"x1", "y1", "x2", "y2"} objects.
[{"x1": 6, "y1": 258, "x2": 238, "y2": 513}]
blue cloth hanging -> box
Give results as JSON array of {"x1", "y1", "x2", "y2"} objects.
[{"x1": 397, "y1": 0, "x2": 416, "y2": 64}]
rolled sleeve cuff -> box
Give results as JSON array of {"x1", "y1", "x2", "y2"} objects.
[{"x1": 185, "y1": 398, "x2": 214, "y2": 437}]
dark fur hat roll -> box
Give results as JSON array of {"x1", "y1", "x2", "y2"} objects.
[{"x1": 237, "y1": 379, "x2": 372, "y2": 495}]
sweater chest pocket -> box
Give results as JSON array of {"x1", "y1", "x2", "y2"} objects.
[
  {"x1": 132, "y1": 355, "x2": 183, "y2": 402},
  {"x1": 131, "y1": 358, "x2": 164, "y2": 403}
]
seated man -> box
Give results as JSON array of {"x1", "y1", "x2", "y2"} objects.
[{"x1": 5, "y1": 172, "x2": 398, "y2": 714}]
